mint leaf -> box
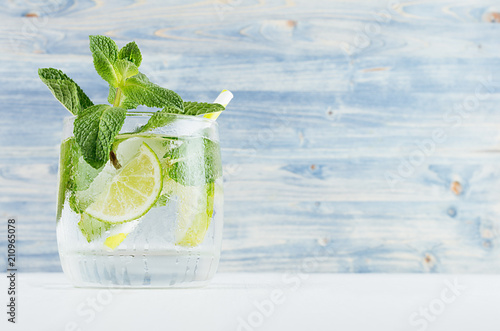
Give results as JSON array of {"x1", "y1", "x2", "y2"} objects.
[
  {"x1": 183, "y1": 101, "x2": 224, "y2": 116},
  {"x1": 57, "y1": 137, "x2": 106, "y2": 217},
  {"x1": 57, "y1": 137, "x2": 79, "y2": 219},
  {"x1": 89, "y1": 35, "x2": 119, "y2": 87},
  {"x1": 74, "y1": 104, "x2": 127, "y2": 169},
  {"x1": 38, "y1": 68, "x2": 93, "y2": 115},
  {"x1": 78, "y1": 213, "x2": 111, "y2": 242},
  {"x1": 118, "y1": 41, "x2": 142, "y2": 67},
  {"x1": 42, "y1": 80, "x2": 79, "y2": 114},
  {"x1": 136, "y1": 102, "x2": 224, "y2": 133},
  {"x1": 152, "y1": 193, "x2": 171, "y2": 208},
  {"x1": 135, "y1": 107, "x2": 180, "y2": 132},
  {"x1": 107, "y1": 86, "x2": 115, "y2": 104},
  {"x1": 164, "y1": 137, "x2": 222, "y2": 186},
  {"x1": 135, "y1": 102, "x2": 224, "y2": 133},
  {"x1": 113, "y1": 59, "x2": 139, "y2": 82},
  {"x1": 121, "y1": 73, "x2": 184, "y2": 110}
]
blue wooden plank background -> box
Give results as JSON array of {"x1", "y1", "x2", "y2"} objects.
[{"x1": 1, "y1": 0, "x2": 500, "y2": 273}]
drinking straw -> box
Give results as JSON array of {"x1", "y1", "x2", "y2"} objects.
[{"x1": 203, "y1": 89, "x2": 233, "y2": 120}]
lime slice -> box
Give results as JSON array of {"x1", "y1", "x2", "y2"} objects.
[
  {"x1": 175, "y1": 182, "x2": 215, "y2": 247},
  {"x1": 85, "y1": 142, "x2": 163, "y2": 224}
]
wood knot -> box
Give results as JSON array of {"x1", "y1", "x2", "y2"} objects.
[
  {"x1": 482, "y1": 229, "x2": 494, "y2": 239},
  {"x1": 286, "y1": 20, "x2": 297, "y2": 28},
  {"x1": 483, "y1": 240, "x2": 492, "y2": 249},
  {"x1": 450, "y1": 181, "x2": 462, "y2": 195},
  {"x1": 317, "y1": 237, "x2": 329, "y2": 246},
  {"x1": 24, "y1": 12, "x2": 39, "y2": 17},
  {"x1": 423, "y1": 253, "x2": 436, "y2": 269},
  {"x1": 484, "y1": 12, "x2": 500, "y2": 23},
  {"x1": 362, "y1": 67, "x2": 390, "y2": 73},
  {"x1": 310, "y1": 164, "x2": 317, "y2": 171}
]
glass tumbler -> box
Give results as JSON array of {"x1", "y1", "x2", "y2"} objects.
[{"x1": 56, "y1": 112, "x2": 223, "y2": 288}]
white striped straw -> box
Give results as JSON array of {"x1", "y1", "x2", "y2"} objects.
[{"x1": 203, "y1": 89, "x2": 233, "y2": 120}]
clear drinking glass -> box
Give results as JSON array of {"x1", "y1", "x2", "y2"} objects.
[{"x1": 56, "y1": 112, "x2": 223, "y2": 288}]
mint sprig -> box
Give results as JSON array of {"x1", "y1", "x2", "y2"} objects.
[{"x1": 39, "y1": 35, "x2": 228, "y2": 169}]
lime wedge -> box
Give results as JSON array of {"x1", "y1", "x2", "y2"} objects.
[
  {"x1": 176, "y1": 212, "x2": 210, "y2": 247},
  {"x1": 85, "y1": 142, "x2": 163, "y2": 224},
  {"x1": 175, "y1": 182, "x2": 215, "y2": 247}
]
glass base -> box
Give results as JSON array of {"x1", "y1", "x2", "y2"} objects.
[{"x1": 59, "y1": 250, "x2": 219, "y2": 288}]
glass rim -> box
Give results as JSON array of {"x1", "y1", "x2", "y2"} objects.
[{"x1": 64, "y1": 111, "x2": 218, "y2": 126}]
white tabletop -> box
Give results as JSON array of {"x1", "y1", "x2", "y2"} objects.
[{"x1": 2, "y1": 273, "x2": 499, "y2": 331}]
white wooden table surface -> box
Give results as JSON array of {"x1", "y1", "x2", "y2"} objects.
[{"x1": 1, "y1": 272, "x2": 499, "y2": 331}]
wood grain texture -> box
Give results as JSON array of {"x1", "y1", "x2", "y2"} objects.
[{"x1": 1, "y1": 0, "x2": 500, "y2": 273}]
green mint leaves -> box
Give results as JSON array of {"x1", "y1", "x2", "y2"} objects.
[
  {"x1": 90, "y1": 36, "x2": 183, "y2": 112},
  {"x1": 74, "y1": 105, "x2": 126, "y2": 168},
  {"x1": 38, "y1": 68, "x2": 93, "y2": 115},
  {"x1": 39, "y1": 34, "x2": 227, "y2": 169}
]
